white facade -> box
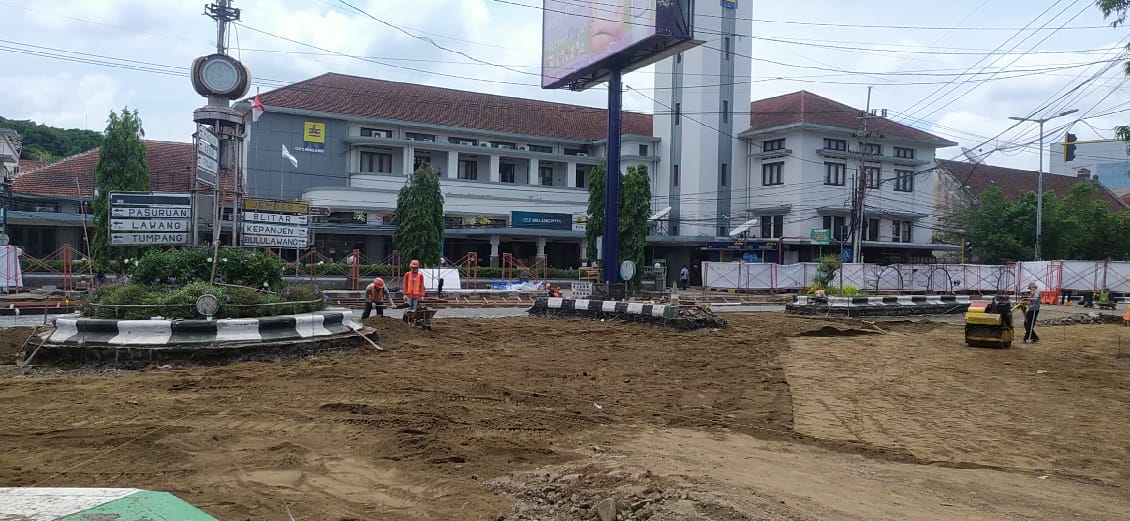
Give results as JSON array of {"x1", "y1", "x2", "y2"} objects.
[
  {"x1": 1049, "y1": 138, "x2": 1130, "y2": 195},
  {"x1": 308, "y1": 121, "x2": 659, "y2": 221},
  {"x1": 653, "y1": 0, "x2": 753, "y2": 238},
  {"x1": 0, "y1": 129, "x2": 18, "y2": 179},
  {"x1": 740, "y1": 129, "x2": 941, "y2": 254}
]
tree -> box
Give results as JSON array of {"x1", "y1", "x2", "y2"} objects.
[
  {"x1": 584, "y1": 161, "x2": 606, "y2": 264},
  {"x1": 393, "y1": 164, "x2": 444, "y2": 266},
  {"x1": 0, "y1": 116, "x2": 103, "y2": 162},
  {"x1": 91, "y1": 108, "x2": 149, "y2": 268},
  {"x1": 619, "y1": 164, "x2": 652, "y2": 279}
]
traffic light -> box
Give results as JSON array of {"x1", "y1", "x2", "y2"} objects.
[
  {"x1": 1064, "y1": 133, "x2": 1077, "y2": 162},
  {"x1": 962, "y1": 239, "x2": 974, "y2": 263}
]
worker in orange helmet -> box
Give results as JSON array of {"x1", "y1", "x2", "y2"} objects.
[
  {"x1": 402, "y1": 259, "x2": 426, "y2": 311},
  {"x1": 362, "y1": 277, "x2": 386, "y2": 319}
]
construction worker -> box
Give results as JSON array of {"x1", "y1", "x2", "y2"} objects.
[
  {"x1": 402, "y1": 259, "x2": 426, "y2": 311},
  {"x1": 362, "y1": 277, "x2": 386, "y2": 319},
  {"x1": 1021, "y1": 282, "x2": 1041, "y2": 343}
]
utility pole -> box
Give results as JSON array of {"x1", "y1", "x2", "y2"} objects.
[
  {"x1": 1008, "y1": 109, "x2": 1077, "y2": 261},
  {"x1": 851, "y1": 87, "x2": 884, "y2": 264}
]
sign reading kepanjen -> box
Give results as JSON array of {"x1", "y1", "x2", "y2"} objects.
[
  {"x1": 241, "y1": 197, "x2": 309, "y2": 248},
  {"x1": 108, "y1": 192, "x2": 192, "y2": 246}
]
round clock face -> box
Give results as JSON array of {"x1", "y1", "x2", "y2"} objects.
[{"x1": 201, "y1": 57, "x2": 240, "y2": 94}]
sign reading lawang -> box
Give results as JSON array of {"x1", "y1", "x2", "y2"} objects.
[{"x1": 108, "y1": 191, "x2": 192, "y2": 246}]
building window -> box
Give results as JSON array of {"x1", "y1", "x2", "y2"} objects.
[
  {"x1": 762, "y1": 161, "x2": 783, "y2": 186},
  {"x1": 892, "y1": 220, "x2": 913, "y2": 242},
  {"x1": 718, "y1": 226, "x2": 727, "y2": 237},
  {"x1": 894, "y1": 169, "x2": 914, "y2": 192},
  {"x1": 458, "y1": 159, "x2": 478, "y2": 180},
  {"x1": 539, "y1": 166, "x2": 554, "y2": 186},
  {"x1": 638, "y1": 144, "x2": 649, "y2": 156},
  {"x1": 359, "y1": 151, "x2": 392, "y2": 173},
  {"x1": 405, "y1": 132, "x2": 435, "y2": 142},
  {"x1": 823, "y1": 138, "x2": 847, "y2": 151},
  {"x1": 500, "y1": 162, "x2": 515, "y2": 183},
  {"x1": 760, "y1": 215, "x2": 784, "y2": 238},
  {"x1": 449, "y1": 137, "x2": 478, "y2": 146},
  {"x1": 722, "y1": 100, "x2": 729, "y2": 123},
  {"x1": 491, "y1": 141, "x2": 517, "y2": 150},
  {"x1": 863, "y1": 164, "x2": 880, "y2": 189},
  {"x1": 894, "y1": 146, "x2": 915, "y2": 159},
  {"x1": 675, "y1": 102, "x2": 681, "y2": 125},
  {"x1": 863, "y1": 143, "x2": 882, "y2": 156},
  {"x1": 528, "y1": 144, "x2": 553, "y2": 153},
  {"x1": 763, "y1": 138, "x2": 785, "y2": 152},
  {"x1": 413, "y1": 151, "x2": 432, "y2": 170},
  {"x1": 673, "y1": 164, "x2": 679, "y2": 187},
  {"x1": 866, "y1": 218, "x2": 879, "y2": 241},
  {"x1": 564, "y1": 147, "x2": 587, "y2": 156},
  {"x1": 576, "y1": 167, "x2": 586, "y2": 188},
  {"x1": 720, "y1": 163, "x2": 728, "y2": 187},
  {"x1": 823, "y1": 216, "x2": 847, "y2": 242},
  {"x1": 825, "y1": 162, "x2": 846, "y2": 186},
  {"x1": 360, "y1": 127, "x2": 391, "y2": 138},
  {"x1": 723, "y1": 36, "x2": 731, "y2": 60}
]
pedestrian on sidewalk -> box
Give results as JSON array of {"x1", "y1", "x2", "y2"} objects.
[{"x1": 679, "y1": 265, "x2": 690, "y2": 290}]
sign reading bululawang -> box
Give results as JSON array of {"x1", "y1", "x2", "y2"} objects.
[
  {"x1": 108, "y1": 192, "x2": 193, "y2": 246},
  {"x1": 240, "y1": 197, "x2": 310, "y2": 248}
]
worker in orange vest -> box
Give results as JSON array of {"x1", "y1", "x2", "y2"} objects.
[
  {"x1": 402, "y1": 259, "x2": 426, "y2": 311},
  {"x1": 362, "y1": 277, "x2": 386, "y2": 319}
]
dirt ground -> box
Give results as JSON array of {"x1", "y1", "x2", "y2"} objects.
[{"x1": 0, "y1": 314, "x2": 1127, "y2": 520}]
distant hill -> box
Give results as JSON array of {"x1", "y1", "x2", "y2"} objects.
[{"x1": 0, "y1": 116, "x2": 102, "y2": 162}]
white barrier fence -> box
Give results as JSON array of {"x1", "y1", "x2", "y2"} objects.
[{"x1": 702, "y1": 260, "x2": 1130, "y2": 293}]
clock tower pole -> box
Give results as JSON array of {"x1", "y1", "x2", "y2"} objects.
[{"x1": 192, "y1": 0, "x2": 251, "y2": 248}]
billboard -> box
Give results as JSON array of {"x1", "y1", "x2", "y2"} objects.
[
  {"x1": 541, "y1": 0, "x2": 696, "y2": 90},
  {"x1": 512, "y1": 211, "x2": 573, "y2": 230}
]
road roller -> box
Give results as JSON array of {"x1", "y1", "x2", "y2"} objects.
[{"x1": 964, "y1": 296, "x2": 1016, "y2": 349}]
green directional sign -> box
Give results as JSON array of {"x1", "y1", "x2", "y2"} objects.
[{"x1": 810, "y1": 228, "x2": 832, "y2": 245}]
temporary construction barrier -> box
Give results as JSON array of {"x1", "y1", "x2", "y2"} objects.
[{"x1": 702, "y1": 260, "x2": 1130, "y2": 293}]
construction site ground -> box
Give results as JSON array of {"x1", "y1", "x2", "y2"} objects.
[{"x1": 0, "y1": 313, "x2": 1127, "y2": 521}]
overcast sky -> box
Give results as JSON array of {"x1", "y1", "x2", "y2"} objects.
[{"x1": 1, "y1": 0, "x2": 1127, "y2": 171}]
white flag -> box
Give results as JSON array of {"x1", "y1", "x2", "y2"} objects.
[
  {"x1": 282, "y1": 144, "x2": 298, "y2": 168},
  {"x1": 251, "y1": 94, "x2": 264, "y2": 123}
]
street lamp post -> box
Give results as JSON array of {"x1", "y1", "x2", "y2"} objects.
[{"x1": 1008, "y1": 108, "x2": 1077, "y2": 261}]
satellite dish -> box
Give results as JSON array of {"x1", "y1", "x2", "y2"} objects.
[{"x1": 648, "y1": 206, "x2": 671, "y2": 222}]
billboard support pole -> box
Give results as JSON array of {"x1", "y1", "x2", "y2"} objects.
[{"x1": 602, "y1": 67, "x2": 623, "y2": 285}]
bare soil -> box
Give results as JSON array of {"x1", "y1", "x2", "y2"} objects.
[{"x1": 0, "y1": 314, "x2": 1126, "y2": 521}]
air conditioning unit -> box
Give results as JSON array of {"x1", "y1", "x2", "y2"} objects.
[
  {"x1": 576, "y1": 153, "x2": 587, "y2": 157},
  {"x1": 519, "y1": 147, "x2": 527, "y2": 151},
  {"x1": 35, "y1": 206, "x2": 54, "y2": 212}
]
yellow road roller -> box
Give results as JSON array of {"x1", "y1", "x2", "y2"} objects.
[{"x1": 964, "y1": 296, "x2": 1015, "y2": 349}]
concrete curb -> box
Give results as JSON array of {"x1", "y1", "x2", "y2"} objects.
[
  {"x1": 47, "y1": 310, "x2": 361, "y2": 346},
  {"x1": 527, "y1": 297, "x2": 726, "y2": 330},
  {"x1": 787, "y1": 295, "x2": 972, "y2": 316}
]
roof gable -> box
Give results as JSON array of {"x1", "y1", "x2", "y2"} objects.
[
  {"x1": 12, "y1": 141, "x2": 227, "y2": 198},
  {"x1": 747, "y1": 91, "x2": 955, "y2": 145},
  {"x1": 938, "y1": 158, "x2": 1126, "y2": 212},
  {"x1": 257, "y1": 73, "x2": 653, "y2": 141}
]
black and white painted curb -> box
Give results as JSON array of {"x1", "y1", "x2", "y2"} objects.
[
  {"x1": 48, "y1": 310, "x2": 362, "y2": 346},
  {"x1": 793, "y1": 295, "x2": 973, "y2": 307},
  {"x1": 532, "y1": 297, "x2": 678, "y2": 319}
]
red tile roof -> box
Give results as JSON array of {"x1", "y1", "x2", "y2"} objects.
[
  {"x1": 257, "y1": 73, "x2": 653, "y2": 141},
  {"x1": 747, "y1": 91, "x2": 956, "y2": 145},
  {"x1": 938, "y1": 159, "x2": 1126, "y2": 212},
  {"x1": 15, "y1": 160, "x2": 45, "y2": 176},
  {"x1": 13, "y1": 141, "x2": 232, "y2": 198}
]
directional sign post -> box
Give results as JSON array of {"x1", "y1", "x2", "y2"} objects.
[
  {"x1": 240, "y1": 197, "x2": 310, "y2": 250},
  {"x1": 108, "y1": 192, "x2": 193, "y2": 246},
  {"x1": 195, "y1": 125, "x2": 219, "y2": 187}
]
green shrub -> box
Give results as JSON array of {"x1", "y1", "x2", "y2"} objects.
[
  {"x1": 130, "y1": 247, "x2": 285, "y2": 289},
  {"x1": 82, "y1": 281, "x2": 325, "y2": 319}
]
